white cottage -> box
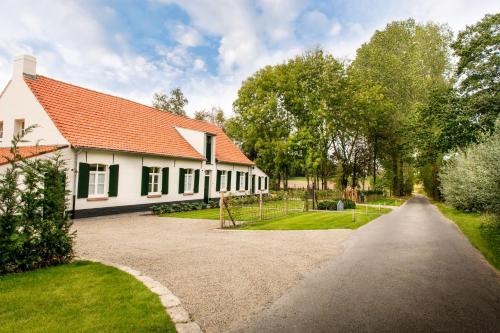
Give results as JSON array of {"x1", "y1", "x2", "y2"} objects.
[{"x1": 0, "y1": 55, "x2": 269, "y2": 218}]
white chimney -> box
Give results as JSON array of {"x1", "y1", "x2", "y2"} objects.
[{"x1": 13, "y1": 54, "x2": 36, "y2": 78}]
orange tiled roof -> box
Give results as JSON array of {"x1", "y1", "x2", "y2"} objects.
[
  {"x1": 23, "y1": 75, "x2": 254, "y2": 165},
  {"x1": 0, "y1": 145, "x2": 67, "y2": 165}
]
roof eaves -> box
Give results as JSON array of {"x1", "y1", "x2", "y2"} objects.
[
  {"x1": 0, "y1": 144, "x2": 69, "y2": 166},
  {"x1": 71, "y1": 145, "x2": 205, "y2": 161},
  {"x1": 0, "y1": 80, "x2": 12, "y2": 98}
]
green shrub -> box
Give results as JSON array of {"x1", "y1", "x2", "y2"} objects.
[
  {"x1": 360, "y1": 190, "x2": 384, "y2": 195},
  {"x1": 317, "y1": 199, "x2": 356, "y2": 211},
  {"x1": 440, "y1": 126, "x2": 499, "y2": 215},
  {"x1": 0, "y1": 128, "x2": 74, "y2": 274},
  {"x1": 151, "y1": 200, "x2": 217, "y2": 215}
]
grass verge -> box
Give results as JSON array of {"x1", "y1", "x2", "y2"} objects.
[
  {"x1": 366, "y1": 197, "x2": 405, "y2": 206},
  {"x1": 163, "y1": 206, "x2": 390, "y2": 230},
  {"x1": 434, "y1": 202, "x2": 499, "y2": 270},
  {"x1": 0, "y1": 261, "x2": 176, "y2": 333}
]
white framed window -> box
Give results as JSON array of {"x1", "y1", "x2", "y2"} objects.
[
  {"x1": 148, "y1": 167, "x2": 161, "y2": 194},
  {"x1": 14, "y1": 119, "x2": 25, "y2": 137},
  {"x1": 220, "y1": 170, "x2": 227, "y2": 192},
  {"x1": 184, "y1": 169, "x2": 194, "y2": 193},
  {"x1": 0, "y1": 121, "x2": 3, "y2": 139},
  {"x1": 88, "y1": 164, "x2": 107, "y2": 197},
  {"x1": 239, "y1": 172, "x2": 245, "y2": 190}
]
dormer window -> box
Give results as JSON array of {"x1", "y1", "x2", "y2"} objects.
[
  {"x1": 14, "y1": 119, "x2": 25, "y2": 138},
  {"x1": 205, "y1": 134, "x2": 213, "y2": 164}
]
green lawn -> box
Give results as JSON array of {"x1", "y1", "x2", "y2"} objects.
[
  {"x1": 163, "y1": 206, "x2": 390, "y2": 230},
  {"x1": 163, "y1": 207, "x2": 222, "y2": 220},
  {"x1": 0, "y1": 261, "x2": 176, "y2": 333},
  {"x1": 366, "y1": 198, "x2": 405, "y2": 206},
  {"x1": 435, "y1": 202, "x2": 499, "y2": 270},
  {"x1": 239, "y1": 206, "x2": 390, "y2": 230}
]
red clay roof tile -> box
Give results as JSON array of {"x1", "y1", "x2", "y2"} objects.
[
  {"x1": 23, "y1": 75, "x2": 253, "y2": 165},
  {"x1": 0, "y1": 145, "x2": 67, "y2": 165}
]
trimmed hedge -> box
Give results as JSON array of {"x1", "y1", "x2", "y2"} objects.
[
  {"x1": 151, "y1": 200, "x2": 219, "y2": 215},
  {"x1": 317, "y1": 199, "x2": 356, "y2": 211}
]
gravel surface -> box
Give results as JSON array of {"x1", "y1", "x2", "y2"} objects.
[{"x1": 74, "y1": 213, "x2": 353, "y2": 332}]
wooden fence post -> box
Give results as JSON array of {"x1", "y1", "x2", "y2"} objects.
[
  {"x1": 220, "y1": 191, "x2": 225, "y2": 228},
  {"x1": 365, "y1": 204, "x2": 368, "y2": 216},
  {"x1": 259, "y1": 191, "x2": 263, "y2": 221},
  {"x1": 285, "y1": 191, "x2": 288, "y2": 214}
]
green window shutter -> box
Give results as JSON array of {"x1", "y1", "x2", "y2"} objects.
[
  {"x1": 178, "y1": 168, "x2": 185, "y2": 194},
  {"x1": 216, "y1": 170, "x2": 221, "y2": 191},
  {"x1": 258, "y1": 176, "x2": 261, "y2": 190},
  {"x1": 265, "y1": 177, "x2": 268, "y2": 190},
  {"x1": 194, "y1": 169, "x2": 200, "y2": 193},
  {"x1": 236, "y1": 171, "x2": 240, "y2": 190},
  {"x1": 77, "y1": 162, "x2": 90, "y2": 198},
  {"x1": 162, "y1": 167, "x2": 169, "y2": 194},
  {"x1": 108, "y1": 165, "x2": 119, "y2": 197},
  {"x1": 141, "y1": 166, "x2": 149, "y2": 196},
  {"x1": 252, "y1": 175, "x2": 255, "y2": 193},
  {"x1": 245, "y1": 173, "x2": 249, "y2": 190},
  {"x1": 227, "y1": 171, "x2": 232, "y2": 191}
]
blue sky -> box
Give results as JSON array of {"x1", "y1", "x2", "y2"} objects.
[{"x1": 0, "y1": 0, "x2": 498, "y2": 115}]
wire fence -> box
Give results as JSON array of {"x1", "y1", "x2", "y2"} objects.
[
  {"x1": 219, "y1": 188, "x2": 392, "y2": 228},
  {"x1": 220, "y1": 190, "x2": 305, "y2": 228}
]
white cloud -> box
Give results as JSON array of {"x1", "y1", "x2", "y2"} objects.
[
  {"x1": 1, "y1": 0, "x2": 499, "y2": 118},
  {"x1": 193, "y1": 58, "x2": 206, "y2": 71},
  {"x1": 329, "y1": 22, "x2": 342, "y2": 36},
  {"x1": 171, "y1": 23, "x2": 204, "y2": 47}
]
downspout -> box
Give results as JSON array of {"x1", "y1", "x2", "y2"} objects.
[{"x1": 72, "y1": 147, "x2": 78, "y2": 218}]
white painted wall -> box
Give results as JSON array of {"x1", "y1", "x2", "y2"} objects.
[
  {"x1": 0, "y1": 63, "x2": 68, "y2": 148},
  {"x1": 0, "y1": 147, "x2": 269, "y2": 215},
  {"x1": 175, "y1": 127, "x2": 207, "y2": 156}
]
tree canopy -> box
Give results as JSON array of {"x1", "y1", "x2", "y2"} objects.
[
  {"x1": 152, "y1": 87, "x2": 188, "y2": 116},
  {"x1": 228, "y1": 18, "x2": 459, "y2": 196}
]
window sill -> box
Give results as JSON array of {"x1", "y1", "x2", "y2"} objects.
[
  {"x1": 183, "y1": 192, "x2": 194, "y2": 196},
  {"x1": 147, "y1": 194, "x2": 162, "y2": 198},
  {"x1": 238, "y1": 189, "x2": 246, "y2": 192},
  {"x1": 87, "y1": 197, "x2": 109, "y2": 202}
]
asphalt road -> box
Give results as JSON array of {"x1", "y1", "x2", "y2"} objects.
[{"x1": 233, "y1": 196, "x2": 500, "y2": 333}]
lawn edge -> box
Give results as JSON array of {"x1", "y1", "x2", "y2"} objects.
[
  {"x1": 431, "y1": 202, "x2": 500, "y2": 273},
  {"x1": 81, "y1": 257, "x2": 203, "y2": 333}
]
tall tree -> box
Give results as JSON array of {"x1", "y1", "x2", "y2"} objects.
[
  {"x1": 152, "y1": 87, "x2": 188, "y2": 116},
  {"x1": 351, "y1": 19, "x2": 452, "y2": 196},
  {"x1": 452, "y1": 13, "x2": 500, "y2": 136}
]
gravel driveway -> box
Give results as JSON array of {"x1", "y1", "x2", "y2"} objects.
[{"x1": 74, "y1": 213, "x2": 352, "y2": 332}]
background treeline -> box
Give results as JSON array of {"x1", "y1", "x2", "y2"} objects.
[{"x1": 224, "y1": 14, "x2": 499, "y2": 210}]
